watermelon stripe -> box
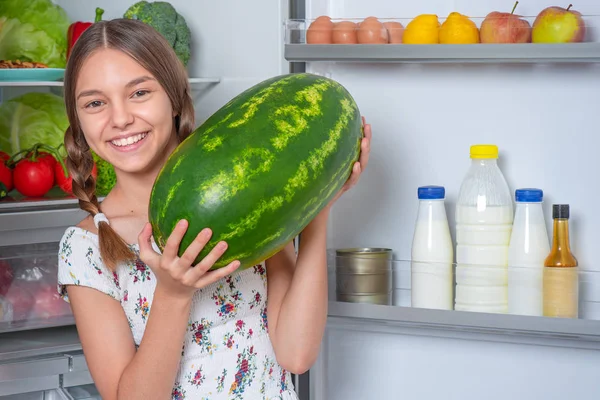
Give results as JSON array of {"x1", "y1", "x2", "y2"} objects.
[
  {"x1": 227, "y1": 76, "x2": 297, "y2": 129},
  {"x1": 158, "y1": 179, "x2": 185, "y2": 227},
  {"x1": 270, "y1": 81, "x2": 329, "y2": 151},
  {"x1": 198, "y1": 148, "x2": 275, "y2": 206}
]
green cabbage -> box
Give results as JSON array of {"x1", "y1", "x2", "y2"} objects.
[
  {"x1": 0, "y1": 92, "x2": 68, "y2": 156},
  {"x1": 0, "y1": 0, "x2": 71, "y2": 68}
]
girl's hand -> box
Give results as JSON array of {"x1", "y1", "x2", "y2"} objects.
[
  {"x1": 138, "y1": 220, "x2": 240, "y2": 300},
  {"x1": 327, "y1": 116, "x2": 372, "y2": 208}
]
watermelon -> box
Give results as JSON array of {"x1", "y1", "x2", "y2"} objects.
[{"x1": 149, "y1": 73, "x2": 363, "y2": 270}]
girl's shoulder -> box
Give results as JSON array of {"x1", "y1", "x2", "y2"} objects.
[{"x1": 57, "y1": 226, "x2": 123, "y2": 302}]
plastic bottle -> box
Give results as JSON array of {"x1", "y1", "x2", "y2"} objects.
[
  {"x1": 411, "y1": 186, "x2": 453, "y2": 310},
  {"x1": 507, "y1": 188, "x2": 550, "y2": 316},
  {"x1": 455, "y1": 144, "x2": 513, "y2": 313}
]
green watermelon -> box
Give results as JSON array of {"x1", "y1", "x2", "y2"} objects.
[{"x1": 149, "y1": 73, "x2": 363, "y2": 270}]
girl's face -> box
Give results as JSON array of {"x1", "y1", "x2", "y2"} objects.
[{"x1": 75, "y1": 48, "x2": 178, "y2": 175}]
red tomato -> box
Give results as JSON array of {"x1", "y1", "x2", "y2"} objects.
[
  {"x1": 0, "y1": 152, "x2": 12, "y2": 192},
  {"x1": 13, "y1": 158, "x2": 55, "y2": 197},
  {"x1": 27, "y1": 151, "x2": 57, "y2": 170},
  {"x1": 55, "y1": 160, "x2": 98, "y2": 194},
  {"x1": 0, "y1": 261, "x2": 14, "y2": 296}
]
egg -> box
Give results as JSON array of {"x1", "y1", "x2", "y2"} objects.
[
  {"x1": 333, "y1": 21, "x2": 358, "y2": 44},
  {"x1": 383, "y1": 21, "x2": 405, "y2": 43},
  {"x1": 307, "y1": 16, "x2": 334, "y2": 44},
  {"x1": 357, "y1": 17, "x2": 389, "y2": 44}
]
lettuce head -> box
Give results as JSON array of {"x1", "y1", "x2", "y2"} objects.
[
  {"x1": 0, "y1": 0, "x2": 71, "y2": 68},
  {"x1": 0, "y1": 92, "x2": 69, "y2": 156}
]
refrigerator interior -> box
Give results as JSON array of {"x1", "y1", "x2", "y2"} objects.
[{"x1": 2, "y1": 0, "x2": 600, "y2": 398}]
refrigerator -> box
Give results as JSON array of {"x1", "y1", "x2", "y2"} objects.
[{"x1": 2, "y1": 0, "x2": 600, "y2": 399}]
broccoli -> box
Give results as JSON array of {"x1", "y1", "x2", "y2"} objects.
[
  {"x1": 123, "y1": 1, "x2": 191, "y2": 67},
  {"x1": 92, "y1": 152, "x2": 117, "y2": 196}
]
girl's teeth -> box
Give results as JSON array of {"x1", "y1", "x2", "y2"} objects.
[{"x1": 112, "y1": 132, "x2": 147, "y2": 147}]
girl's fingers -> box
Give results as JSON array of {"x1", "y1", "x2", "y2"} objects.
[
  {"x1": 162, "y1": 219, "x2": 189, "y2": 260},
  {"x1": 178, "y1": 228, "x2": 213, "y2": 267},
  {"x1": 137, "y1": 223, "x2": 159, "y2": 266},
  {"x1": 193, "y1": 260, "x2": 241, "y2": 289},
  {"x1": 182, "y1": 240, "x2": 230, "y2": 283}
]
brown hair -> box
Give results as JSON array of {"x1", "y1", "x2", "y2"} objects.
[{"x1": 63, "y1": 18, "x2": 195, "y2": 270}]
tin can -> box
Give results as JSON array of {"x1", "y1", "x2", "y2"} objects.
[{"x1": 335, "y1": 248, "x2": 393, "y2": 305}]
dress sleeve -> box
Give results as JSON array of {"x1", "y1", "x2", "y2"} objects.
[{"x1": 57, "y1": 227, "x2": 122, "y2": 303}]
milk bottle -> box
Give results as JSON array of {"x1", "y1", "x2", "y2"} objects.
[
  {"x1": 411, "y1": 186, "x2": 454, "y2": 310},
  {"x1": 455, "y1": 145, "x2": 513, "y2": 313},
  {"x1": 508, "y1": 189, "x2": 550, "y2": 316}
]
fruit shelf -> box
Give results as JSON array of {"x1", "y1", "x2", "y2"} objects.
[
  {"x1": 284, "y1": 42, "x2": 600, "y2": 64},
  {"x1": 0, "y1": 77, "x2": 221, "y2": 88}
]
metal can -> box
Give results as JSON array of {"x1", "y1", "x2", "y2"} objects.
[{"x1": 335, "y1": 248, "x2": 393, "y2": 305}]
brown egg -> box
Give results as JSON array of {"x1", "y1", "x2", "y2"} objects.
[
  {"x1": 357, "y1": 17, "x2": 389, "y2": 44},
  {"x1": 307, "y1": 16, "x2": 334, "y2": 44},
  {"x1": 333, "y1": 21, "x2": 358, "y2": 44},
  {"x1": 383, "y1": 21, "x2": 405, "y2": 43}
]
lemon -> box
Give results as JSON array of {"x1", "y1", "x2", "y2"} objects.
[
  {"x1": 402, "y1": 14, "x2": 440, "y2": 44},
  {"x1": 439, "y1": 12, "x2": 480, "y2": 44}
]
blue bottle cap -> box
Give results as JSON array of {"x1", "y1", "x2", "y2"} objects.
[
  {"x1": 515, "y1": 188, "x2": 543, "y2": 203},
  {"x1": 418, "y1": 186, "x2": 445, "y2": 200}
]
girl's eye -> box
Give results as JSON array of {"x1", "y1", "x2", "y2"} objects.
[
  {"x1": 133, "y1": 90, "x2": 149, "y2": 98},
  {"x1": 85, "y1": 100, "x2": 103, "y2": 108}
]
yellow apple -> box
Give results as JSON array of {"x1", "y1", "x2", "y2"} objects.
[{"x1": 532, "y1": 4, "x2": 586, "y2": 43}]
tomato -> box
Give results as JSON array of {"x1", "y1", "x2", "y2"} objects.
[
  {"x1": 0, "y1": 151, "x2": 13, "y2": 192},
  {"x1": 13, "y1": 158, "x2": 55, "y2": 197},
  {"x1": 55, "y1": 159, "x2": 98, "y2": 194}
]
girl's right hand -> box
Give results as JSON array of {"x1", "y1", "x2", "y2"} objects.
[{"x1": 138, "y1": 220, "x2": 240, "y2": 300}]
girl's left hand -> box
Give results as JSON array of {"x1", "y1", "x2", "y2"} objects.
[{"x1": 327, "y1": 116, "x2": 372, "y2": 207}]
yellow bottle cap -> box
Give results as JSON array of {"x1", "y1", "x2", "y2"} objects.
[{"x1": 470, "y1": 144, "x2": 498, "y2": 159}]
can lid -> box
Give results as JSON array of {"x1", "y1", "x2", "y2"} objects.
[
  {"x1": 470, "y1": 144, "x2": 498, "y2": 159},
  {"x1": 418, "y1": 185, "x2": 445, "y2": 200},
  {"x1": 515, "y1": 188, "x2": 543, "y2": 203},
  {"x1": 553, "y1": 204, "x2": 570, "y2": 219}
]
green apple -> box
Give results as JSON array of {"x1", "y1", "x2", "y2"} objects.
[{"x1": 532, "y1": 4, "x2": 586, "y2": 43}]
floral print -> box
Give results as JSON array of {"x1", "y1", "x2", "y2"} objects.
[
  {"x1": 57, "y1": 227, "x2": 297, "y2": 399},
  {"x1": 134, "y1": 294, "x2": 150, "y2": 322}
]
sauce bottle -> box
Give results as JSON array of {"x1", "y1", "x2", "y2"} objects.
[{"x1": 543, "y1": 204, "x2": 579, "y2": 318}]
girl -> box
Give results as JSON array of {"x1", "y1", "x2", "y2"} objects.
[{"x1": 57, "y1": 18, "x2": 371, "y2": 400}]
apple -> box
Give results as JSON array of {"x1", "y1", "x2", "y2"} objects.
[
  {"x1": 480, "y1": 1, "x2": 532, "y2": 43},
  {"x1": 532, "y1": 4, "x2": 586, "y2": 43}
]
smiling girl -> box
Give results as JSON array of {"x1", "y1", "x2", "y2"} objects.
[{"x1": 57, "y1": 18, "x2": 371, "y2": 400}]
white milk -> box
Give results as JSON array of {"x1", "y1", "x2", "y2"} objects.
[
  {"x1": 455, "y1": 205, "x2": 513, "y2": 313},
  {"x1": 411, "y1": 186, "x2": 454, "y2": 310},
  {"x1": 507, "y1": 189, "x2": 550, "y2": 316},
  {"x1": 455, "y1": 145, "x2": 513, "y2": 314}
]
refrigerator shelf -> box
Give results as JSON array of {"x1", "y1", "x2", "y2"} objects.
[
  {"x1": 284, "y1": 42, "x2": 600, "y2": 63},
  {"x1": 328, "y1": 301, "x2": 600, "y2": 344}
]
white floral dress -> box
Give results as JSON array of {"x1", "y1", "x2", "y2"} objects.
[{"x1": 57, "y1": 226, "x2": 298, "y2": 400}]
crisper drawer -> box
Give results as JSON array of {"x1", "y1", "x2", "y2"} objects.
[
  {"x1": 0, "y1": 354, "x2": 70, "y2": 396},
  {"x1": 0, "y1": 242, "x2": 73, "y2": 333}
]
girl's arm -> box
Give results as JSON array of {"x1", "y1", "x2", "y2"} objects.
[
  {"x1": 69, "y1": 222, "x2": 240, "y2": 400},
  {"x1": 266, "y1": 120, "x2": 371, "y2": 374}
]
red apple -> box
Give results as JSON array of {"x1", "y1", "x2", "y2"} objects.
[
  {"x1": 480, "y1": 1, "x2": 532, "y2": 43},
  {"x1": 532, "y1": 4, "x2": 585, "y2": 43},
  {"x1": 28, "y1": 282, "x2": 71, "y2": 319}
]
